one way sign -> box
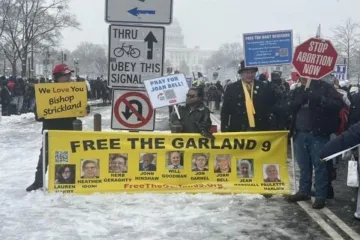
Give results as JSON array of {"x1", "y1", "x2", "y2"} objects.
[{"x1": 111, "y1": 89, "x2": 155, "y2": 131}]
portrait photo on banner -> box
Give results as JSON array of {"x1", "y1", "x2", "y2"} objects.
[
  {"x1": 214, "y1": 154, "x2": 232, "y2": 173},
  {"x1": 263, "y1": 164, "x2": 281, "y2": 182},
  {"x1": 192, "y1": 153, "x2": 209, "y2": 171},
  {"x1": 55, "y1": 164, "x2": 76, "y2": 184},
  {"x1": 166, "y1": 151, "x2": 184, "y2": 170},
  {"x1": 237, "y1": 159, "x2": 254, "y2": 179},
  {"x1": 109, "y1": 153, "x2": 128, "y2": 173},
  {"x1": 139, "y1": 153, "x2": 157, "y2": 171},
  {"x1": 81, "y1": 159, "x2": 100, "y2": 179}
]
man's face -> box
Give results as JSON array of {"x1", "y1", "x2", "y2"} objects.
[
  {"x1": 240, "y1": 163, "x2": 249, "y2": 177},
  {"x1": 57, "y1": 74, "x2": 71, "y2": 83},
  {"x1": 84, "y1": 162, "x2": 97, "y2": 178},
  {"x1": 266, "y1": 166, "x2": 278, "y2": 181},
  {"x1": 241, "y1": 70, "x2": 256, "y2": 83},
  {"x1": 195, "y1": 156, "x2": 207, "y2": 169},
  {"x1": 62, "y1": 167, "x2": 71, "y2": 180},
  {"x1": 170, "y1": 152, "x2": 181, "y2": 166},
  {"x1": 186, "y1": 89, "x2": 199, "y2": 105},
  {"x1": 111, "y1": 158, "x2": 125, "y2": 172},
  {"x1": 142, "y1": 155, "x2": 153, "y2": 167}
]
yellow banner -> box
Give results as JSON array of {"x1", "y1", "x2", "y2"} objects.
[
  {"x1": 47, "y1": 131, "x2": 290, "y2": 194},
  {"x1": 35, "y1": 82, "x2": 87, "y2": 119}
]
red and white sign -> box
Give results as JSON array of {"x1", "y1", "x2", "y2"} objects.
[
  {"x1": 292, "y1": 38, "x2": 338, "y2": 80},
  {"x1": 111, "y1": 89, "x2": 155, "y2": 131}
]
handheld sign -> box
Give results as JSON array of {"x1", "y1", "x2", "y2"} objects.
[
  {"x1": 243, "y1": 30, "x2": 293, "y2": 67},
  {"x1": 292, "y1": 38, "x2": 338, "y2": 80},
  {"x1": 332, "y1": 64, "x2": 347, "y2": 80},
  {"x1": 35, "y1": 82, "x2": 88, "y2": 119},
  {"x1": 144, "y1": 74, "x2": 189, "y2": 109}
]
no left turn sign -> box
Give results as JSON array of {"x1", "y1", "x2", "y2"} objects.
[{"x1": 111, "y1": 89, "x2": 155, "y2": 131}]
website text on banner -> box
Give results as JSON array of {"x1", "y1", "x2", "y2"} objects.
[
  {"x1": 35, "y1": 82, "x2": 88, "y2": 119},
  {"x1": 46, "y1": 130, "x2": 290, "y2": 194},
  {"x1": 143, "y1": 73, "x2": 189, "y2": 109}
]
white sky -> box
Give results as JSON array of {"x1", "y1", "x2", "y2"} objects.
[{"x1": 61, "y1": 0, "x2": 358, "y2": 51}]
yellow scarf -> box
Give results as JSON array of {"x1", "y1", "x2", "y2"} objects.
[{"x1": 241, "y1": 81, "x2": 256, "y2": 128}]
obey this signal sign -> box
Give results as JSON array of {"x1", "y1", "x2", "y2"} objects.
[
  {"x1": 292, "y1": 38, "x2": 338, "y2": 80},
  {"x1": 111, "y1": 89, "x2": 155, "y2": 131}
]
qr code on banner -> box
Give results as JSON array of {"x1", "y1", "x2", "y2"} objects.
[
  {"x1": 279, "y1": 48, "x2": 289, "y2": 57},
  {"x1": 55, "y1": 151, "x2": 69, "y2": 163},
  {"x1": 164, "y1": 89, "x2": 176, "y2": 100}
]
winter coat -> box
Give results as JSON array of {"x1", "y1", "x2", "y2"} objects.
[
  {"x1": 170, "y1": 103, "x2": 212, "y2": 134},
  {"x1": 221, "y1": 80, "x2": 276, "y2": 132},
  {"x1": 284, "y1": 80, "x2": 343, "y2": 137},
  {"x1": 207, "y1": 85, "x2": 218, "y2": 102},
  {"x1": 320, "y1": 121, "x2": 360, "y2": 159}
]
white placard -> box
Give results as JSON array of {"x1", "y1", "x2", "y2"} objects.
[{"x1": 144, "y1": 74, "x2": 189, "y2": 109}]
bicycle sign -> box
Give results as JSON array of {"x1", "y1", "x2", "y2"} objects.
[
  {"x1": 108, "y1": 24, "x2": 165, "y2": 88},
  {"x1": 114, "y1": 43, "x2": 140, "y2": 58}
]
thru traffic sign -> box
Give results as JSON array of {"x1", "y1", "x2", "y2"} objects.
[
  {"x1": 111, "y1": 89, "x2": 155, "y2": 131},
  {"x1": 292, "y1": 38, "x2": 338, "y2": 80},
  {"x1": 108, "y1": 25, "x2": 165, "y2": 88},
  {"x1": 105, "y1": 0, "x2": 173, "y2": 25}
]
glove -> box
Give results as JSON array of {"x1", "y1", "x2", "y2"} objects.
[
  {"x1": 201, "y1": 131, "x2": 215, "y2": 140},
  {"x1": 86, "y1": 105, "x2": 90, "y2": 114}
]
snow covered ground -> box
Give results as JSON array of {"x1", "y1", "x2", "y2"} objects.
[{"x1": 0, "y1": 106, "x2": 329, "y2": 240}]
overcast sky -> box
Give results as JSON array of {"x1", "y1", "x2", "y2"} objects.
[{"x1": 61, "y1": 0, "x2": 358, "y2": 51}]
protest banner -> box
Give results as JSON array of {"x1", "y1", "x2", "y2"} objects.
[
  {"x1": 143, "y1": 73, "x2": 189, "y2": 109},
  {"x1": 35, "y1": 82, "x2": 88, "y2": 119},
  {"x1": 46, "y1": 130, "x2": 290, "y2": 195}
]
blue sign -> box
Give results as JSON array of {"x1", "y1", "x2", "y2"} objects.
[
  {"x1": 332, "y1": 64, "x2": 347, "y2": 80},
  {"x1": 186, "y1": 78, "x2": 192, "y2": 88},
  {"x1": 243, "y1": 30, "x2": 293, "y2": 67}
]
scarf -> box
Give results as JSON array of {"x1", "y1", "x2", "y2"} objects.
[{"x1": 241, "y1": 81, "x2": 256, "y2": 128}]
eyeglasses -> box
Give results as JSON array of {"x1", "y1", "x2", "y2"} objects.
[{"x1": 186, "y1": 94, "x2": 196, "y2": 98}]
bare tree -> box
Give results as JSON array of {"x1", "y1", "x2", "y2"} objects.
[
  {"x1": 205, "y1": 42, "x2": 243, "y2": 70},
  {"x1": 332, "y1": 18, "x2": 360, "y2": 78},
  {"x1": 0, "y1": 0, "x2": 80, "y2": 77},
  {"x1": 72, "y1": 42, "x2": 107, "y2": 77}
]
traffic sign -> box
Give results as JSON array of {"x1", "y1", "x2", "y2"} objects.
[
  {"x1": 105, "y1": 0, "x2": 173, "y2": 25},
  {"x1": 292, "y1": 38, "x2": 338, "y2": 80},
  {"x1": 243, "y1": 30, "x2": 293, "y2": 67},
  {"x1": 111, "y1": 89, "x2": 155, "y2": 131},
  {"x1": 108, "y1": 25, "x2": 165, "y2": 88}
]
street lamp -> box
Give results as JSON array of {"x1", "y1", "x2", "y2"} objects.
[{"x1": 74, "y1": 58, "x2": 80, "y2": 77}]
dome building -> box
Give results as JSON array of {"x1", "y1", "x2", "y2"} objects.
[{"x1": 165, "y1": 19, "x2": 215, "y2": 76}]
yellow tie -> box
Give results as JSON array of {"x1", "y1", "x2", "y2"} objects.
[{"x1": 241, "y1": 81, "x2": 256, "y2": 128}]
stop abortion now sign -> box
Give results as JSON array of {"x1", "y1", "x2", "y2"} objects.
[{"x1": 292, "y1": 38, "x2": 338, "y2": 80}]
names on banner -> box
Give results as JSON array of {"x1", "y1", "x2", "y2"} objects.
[{"x1": 47, "y1": 131, "x2": 290, "y2": 194}]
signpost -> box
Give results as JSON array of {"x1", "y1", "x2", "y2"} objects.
[
  {"x1": 243, "y1": 30, "x2": 293, "y2": 67},
  {"x1": 108, "y1": 25, "x2": 165, "y2": 88},
  {"x1": 111, "y1": 89, "x2": 155, "y2": 131},
  {"x1": 332, "y1": 64, "x2": 348, "y2": 80},
  {"x1": 105, "y1": 0, "x2": 173, "y2": 25},
  {"x1": 292, "y1": 37, "x2": 338, "y2": 80}
]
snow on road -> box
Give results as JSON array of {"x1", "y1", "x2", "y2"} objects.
[{"x1": 0, "y1": 107, "x2": 329, "y2": 240}]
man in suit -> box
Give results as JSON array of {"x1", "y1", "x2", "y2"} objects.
[
  {"x1": 192, "y1": 154, "x2": 209, "y2": 171},
  {"x1": 139, "y1": 153, "x2": 156, "y2": 171},
  {"x1": 167, "y1": 151, "x2": 184, "y2": 169},
  {"x1": 221, "y1": 60, "x2": 276, "y2": 132}
]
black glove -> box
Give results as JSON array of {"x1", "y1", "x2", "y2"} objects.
[
  {"x1": 201, "y1": 131, "x2": 215, "y2": 140},
  {"x1": 86, "y1": 105, "x2": 90, "y2": 114}
]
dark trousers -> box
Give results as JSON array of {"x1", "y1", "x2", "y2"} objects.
[{"x1": 34, "y1": 140, "x2": 49, "y2": 184}]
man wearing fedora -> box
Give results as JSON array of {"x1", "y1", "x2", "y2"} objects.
[{"x1": 221, "y1": 60, "x2": 276, "y2": 132}]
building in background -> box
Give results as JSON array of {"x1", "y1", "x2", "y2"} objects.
[{"x1": 165, "y1": 19, "x2": 215, "y2": 76}]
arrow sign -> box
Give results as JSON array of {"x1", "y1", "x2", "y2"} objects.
[
  {"x1": 144, "y1": 31, "x2": 158, "y2": 60},
  {"x1": 122, "y1": 99, "x2": 143, "y2": 121},
  {"x1": 128, "y1": 7, "x2": 156, "y2": 17}
]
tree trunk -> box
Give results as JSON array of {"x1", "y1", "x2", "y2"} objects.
[
  {"x1": 21, "y1": 47, "x2": 28, "y2": 78},
  {"x1": 11, "y1": 61, "x2": 17, "y2": 77}
]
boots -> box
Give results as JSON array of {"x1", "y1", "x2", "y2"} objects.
[{"x1": 26, "y1": 171, "x2": 43, "y2": 192}]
